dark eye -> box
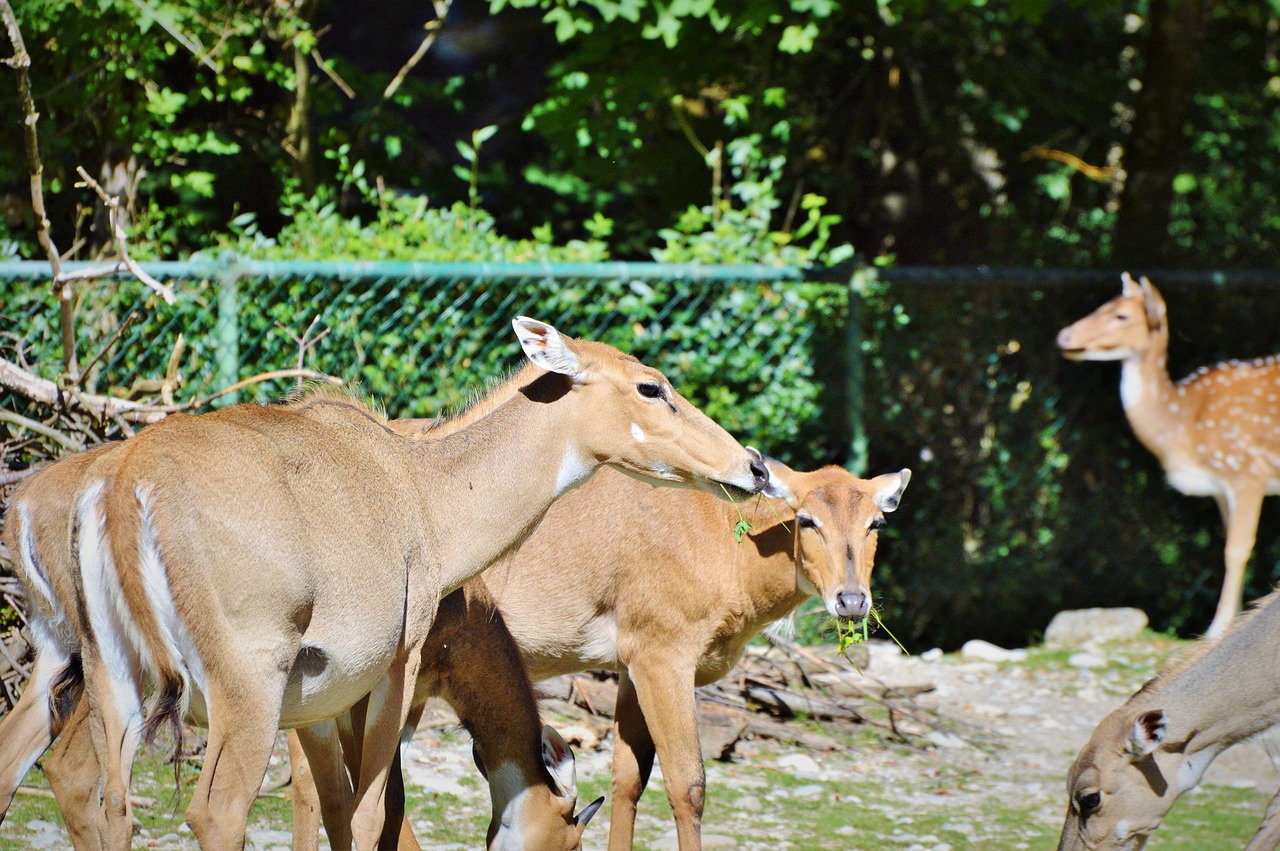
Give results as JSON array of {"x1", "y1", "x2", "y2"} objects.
[
  {"x1": 1115, "y1": 312, "x2": 1130, "y2": 321},
  {"x1": 638, "y1": 382, "x2": 662, "y2": 399},
  {"x1": 869, "y1": 516, "x2": 886, "y2": 531},
  {"x1": 1075, "y1": 791, "x2": 1101, "y2": 814},
  {"x1": 797, "y1": 514, "x2": 817, "y2": 529}
]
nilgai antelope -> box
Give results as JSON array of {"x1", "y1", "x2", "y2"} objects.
[
  {"x1": 296, "y1": 459, "x2": 908, "y2": 851},
  {"x1": 0, "y1": 443, "x2": 599, "y2": 850},
  {"x1": 1057, "y1": 272, "x2": 1280, "y2": 638},
  {"x1": 1058, "y1": 591, "x2": 1280, "y2": 851},
  {"x1": 483, "y1": 461, "x2": 909, "y2": 851},
  {"x1": 69, "y1": 317, "x2": 769, "y2": 850}
]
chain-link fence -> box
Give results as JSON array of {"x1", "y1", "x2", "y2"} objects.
[{"x1": 5, "y1": 261, "x2": 1280, "y2": 649}]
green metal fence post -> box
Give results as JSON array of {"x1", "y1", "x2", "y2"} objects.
[
  {"x1": 844, "y1": 267, "x2": 872, "y2": 476},
  {"x1": 215, "y1": 264, "x2": 239, "y2": 406}
]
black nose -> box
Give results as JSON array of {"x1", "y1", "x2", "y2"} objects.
[
  {"x1": 835, "y1": 590, "x2": 870, "y2": 619},
  {"x1": 749, "y1": 457, "x2": 769, "y2": 491}
]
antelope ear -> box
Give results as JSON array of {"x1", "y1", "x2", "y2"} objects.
[
  {"x1": 1121, "y1": 271, "x2": 1142, "y2": 298},
  {"x1": 865, "y1": 468, "x2": 911, "y2": 512},
  {"x1": 513, "y1": 317, "x2": 582, "y2": 377},
  {"x1": 541, "y1": 725, "x2": 578, "y2": 799},
  {"x1": 1126, "y1": 709, "x2": 1167, "y2": 761},
  {"x1": 762, "y1": 457, "x2": 798, "y2": 507}
]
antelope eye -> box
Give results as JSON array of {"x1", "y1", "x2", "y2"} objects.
[
  {"x1": 1115, "y1": 312, "x2": 1130, "y2": 321},
  {"x1": 797, "y1": 514, "x2": 817, "y2": 529},
  {"x1": 869, "y1": 516, "x2": 886, "y2": 531},
  {"x1": 638, "y1": 382, "x2": 663, "y2": 399},
  {"x1": 1075, "y1": 791, "x2": 1101, "y2": 813}
]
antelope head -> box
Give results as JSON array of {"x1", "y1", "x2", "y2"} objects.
[
  {"x1": 764, "y1": 459, "x2": 910, "y2": 620},
  {"x1": 1056, "y1": 272, "x2": 1169, "y2": 362},
  {"x1": 1058, "y1": 705, "x2": 1200, "y2": 851},
  {"x1": 512, "y1": 317, "x2": 769, "y2": 499},
  {"x1": 478, "y1": 725, "x2": 604, "y2": 851}
]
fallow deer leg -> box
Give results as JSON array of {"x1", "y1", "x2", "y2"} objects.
[{"x1": 1210, "y1": 483, "x2": 1264, "y2": 639}]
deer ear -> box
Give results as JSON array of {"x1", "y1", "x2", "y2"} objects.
[
  {"x1": 1138, "y1": 276, "x2": 1167, "y2": 330},
  {"x1": 1121, "y1": 271, "x2": 1142, "y2": 298},
  {"x1": 512, "y1": 317, "x2": 582, "y2": 377},
  {"x1": 761, "y1": 457, "x2": 797, "y2": 507},
  {"x1": 864, "y1": 468, "x2": 912, "y2": 512},
  {"x1": 541, "y1": 725, "x2": 578, "y2": 799},
  {"x1": 1126, "y1": 709, "x2": 1167, "y2": 761}
]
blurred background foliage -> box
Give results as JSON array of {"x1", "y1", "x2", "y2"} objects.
[{"x1": 4, "y1": 0, "x2": 1280, "y2": 648}]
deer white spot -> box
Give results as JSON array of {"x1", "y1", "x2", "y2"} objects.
[
  {"x1": 555, "y1": 447, "x2": 592, "y2": 496},
  {"x1": 652, "y1": 460, "x2": 674, "y2": 479},
  {"x1": 1120, "y1": 363, "x2": 1145, "y2": 409},
  {"x1": 1115, "y1": 820, "x2": 1130, "y2": 840},
  {"x1": 631, "y1": 422, "x2": 646, "y2": 443}
]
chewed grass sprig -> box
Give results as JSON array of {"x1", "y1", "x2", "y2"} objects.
[
  {"x1": 836, "y1": 608, "x2": 909, "y2": 668},
  {"x1": 720, "y1": 486, "x2": 792, "y2": 543}
]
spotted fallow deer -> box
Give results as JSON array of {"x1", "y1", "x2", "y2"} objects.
[
  {"x1": 71, "y1": 317, "x2": 768, "y2": 850},
  {"x1": 1058, "y1": 590, "x2": 1280, "y2": 851},
  {"x1": 295, "y1": 457, "x2": 910, "y2": 851},
  {"x1": 1057, "y1": 272, "x2": 1280, "y2": 638},
  {"x1": 0, "y1": 440, "x2": 600, "y2": 850}
]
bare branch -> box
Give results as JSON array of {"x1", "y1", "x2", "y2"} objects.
[
  {"x1": 0, "y1": 410, "x2": 84, "y2": 452},
  {"x1": 74, "y1": 166, "x2": 177, "y2": 305},
  {"x1": 0, "y1": 0, "x2": 76, "y2": 374},
  {"x1": 77, "y1": 310, "x2": 138, "y2": 383}
]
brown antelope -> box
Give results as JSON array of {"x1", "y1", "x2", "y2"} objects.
[
  {"x1": 71, "y1": 317, "x2": 768, "y2": 850},
  {"x1": 294, "y1": 458, "x2": 910, "y2": 851},
  {"x1": 1057, "y1": 272, "x2": 1280, "y2": 638},
  {"x1": 1058, "y1": 590, "x2": 1280, "y2": 851},
  {"x1": 0, "y1": 442, "x2": 599, "y2": 850},
  {"x1": 485, "y1": 461, "x2": 909, "y2": 851}
]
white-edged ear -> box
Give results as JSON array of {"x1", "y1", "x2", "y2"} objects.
[
  {"x1": 513, "y1": 317, "x2": 581, "y2": 377},
  {"x1": 1126, "y1": 709, "x2": 1167, "y2": 761},
  {"x1": 761, "y1": 457, "x2": 798, "y2": 508},
  {"x1": 541, "y1": 725, "x2": 577, "y2": 799},
  {"x1": 1121, "y1": 271, "x2": 1142, "y2": 298},
  {"x1": 866, "y1": 468, "x2": 911, "y2": 513}
]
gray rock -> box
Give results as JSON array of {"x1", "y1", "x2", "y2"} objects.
[{"x1": 1044, "y1": 607, "x2": 1148, "y2": 649}]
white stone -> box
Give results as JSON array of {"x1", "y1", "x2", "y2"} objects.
[
  {"x1": 1044, "y1": 607, "x2": 1148, "y2": 648},
  {"x1": 777, "y1": 752, "x2": 822, "y2": 776},
  {"x1": 960, "y1": 639, "x2": 1021, "y2": 662},
  {"x1": 1069, "y1": 652, "x2": 1107, "y2": 669}
]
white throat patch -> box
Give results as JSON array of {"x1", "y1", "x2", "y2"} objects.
[{"x1": 555, "y1": 447, "x2": 592, "y2": 496}]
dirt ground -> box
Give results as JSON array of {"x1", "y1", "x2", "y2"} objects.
[{"x1": 3, "y1": 632, "x2": 1276, "y2": 850}]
